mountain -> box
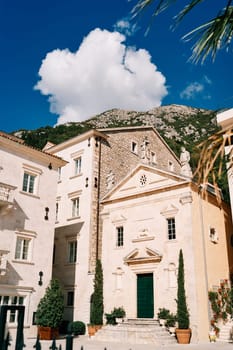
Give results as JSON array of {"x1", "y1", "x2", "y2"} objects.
[
  {"x1": 14, "y1": 104, "x2": 229, "y2": 201},
  {"x1": 16, "y1": 104, "x2": 218, "y2": 158}
]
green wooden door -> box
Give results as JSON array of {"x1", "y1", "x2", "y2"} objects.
[{"x1": 137, "y1": 273, "x2": 154, "y2": 318}]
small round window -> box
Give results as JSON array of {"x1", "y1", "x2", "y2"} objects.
[{"x1": 139, "y1": 174, "x2": 147, "y2": 187}]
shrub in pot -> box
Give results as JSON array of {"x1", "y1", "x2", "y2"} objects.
[
  {"x1": 105, "y1": 312, "x2": 117, "y2": 325},
  {"x1": 165, "y1": 313, "x2": 177, "y2": 335},
  {"x1": 68, "y1": 321, "x2": 86, "y2": 336},
  {"x1": 88, "y1": 259, "x2": 103, "y2": 336},
  {"x1": 157, "y1": 308, "x2": 170, "y2": 327},
  {"x1": 176, "y1": 250, "x2": 191, "y2": 344},
  {"x1": 112, "y1": 306, "x2": 126, "y2": 318},
  {"x1": 105, "y1": 306, "x2": 126, "y2": 325},
  {"x1": 165, "y1": 313, "x2": 177, "y2": 327},
  {"x1": 36, "y1": 278, "x2": 64, "y2": 340}
]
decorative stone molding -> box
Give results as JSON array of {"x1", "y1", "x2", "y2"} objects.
[
  {"x1": 160, "y1": 204, "x2": 178, "y2": 218},
  {"x1": 132, "y1": 228, "x2": 155, "y2": 242},
  {"x1": 0, "y1": 250, "x2": 9, "y2": 276},
  {"x1": 0, "y1": 182, "x2": 16, "y2": 215},
  {"x1": 124, "y1": 247, "x2": 162, "y2": 266},
  {"x1": 179, "y1": 192, "x2": 193, "y2": 205},
  {"x1": 111, "y1": 214, "x2": 127, "y2": 224}
]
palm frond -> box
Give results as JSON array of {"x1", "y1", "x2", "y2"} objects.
[
  {"x1": 131, "y1": 0, "x2": 176, "y2": 18},
  {"x1": 194, "y1": 126, "x2": 233, "y2": 187},
  {"x1": 182, "y1": 5, "x2": 233, "y2": 63},
  {"x1": 131, "y1": 0, "x2": 233, "y2": 62},
  {"x1": 173, "y1": 0, "x2": 204, "y2": 27}
]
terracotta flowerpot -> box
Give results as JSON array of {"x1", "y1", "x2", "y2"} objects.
[
  {"x1": 175, "y1": 328, "x2": 191, "y2": 344},
  {"x1": 88, "y1": 325, "x2": 96, "y2": 337},
  {"x1": 38, "y1": 326, "x2": 59, "y2": 340},
  {"x1": 87, "y1": 324, "x2": 102, "y2": 336}
]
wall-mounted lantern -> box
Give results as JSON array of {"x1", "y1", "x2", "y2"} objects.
[{"x1": 38, "y1": 271, "x2": 43, "y2": 286}]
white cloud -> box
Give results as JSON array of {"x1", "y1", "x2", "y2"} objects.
[
  {"x1": 203, "y1": 75, "x2": 212, "y2": 85},
  {"x1": 180, "y1": 82, "x2": 204, "y2": 100},
  {"x1": 114, "y1": 17, "x2": 138, "y2": 36},
  {"x1": 35, "y1": 28, "x2": 167, "y2": 125}
]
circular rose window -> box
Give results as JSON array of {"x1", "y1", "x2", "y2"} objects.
[{"x1": 139, "y1": 174, "x2": 147, "y2": 186}]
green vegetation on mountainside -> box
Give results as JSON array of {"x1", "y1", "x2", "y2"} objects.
[{"x1": 13, "y1": 105, "x2": 229, "y2": 202}]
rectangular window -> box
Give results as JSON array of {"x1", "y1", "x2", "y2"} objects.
[
  {"x1": 22, "y1": 173, "x2": 36, "y2": 194},
  {"x1": 168, "y1": 161, "x2": 174, "y2": 172},
  {"x1": 74, "y1": 157, "x2": 82, "y2": 175},
  {"x1": 0, "y1": 295, "x2": 25, "y2": 323},
  {"x1": 131, "y1": 142, "x2": 138, "y2": 154},
  {"x1": 167, "y1": 218, "x2": 176, "y2": 240},
  {"x1": 3, "y1": 296, "x2": 9, "y2": 304},
  {"x1": 68, "y1": 241, "x2": 77, "y2": 263},
  {"x1": 72, "y1": 198, "x2": 79, "y2": 217},
  {"x1": 15, "y1": 237, "x2": 30, "y2": 260},
  {"x1": 116, "y1": 226, "x2": 124, "y2": 247},
  {"x1": 67, "y1": 291, "x2": 74, "y2": 306},
  {"x1": 151, "y1": 152, "x2": 157, "y2": 164}
]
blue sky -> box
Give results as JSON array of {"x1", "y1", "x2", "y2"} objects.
[{"x1": 1, "y1": 0, "x2": 232, "y2": 133}]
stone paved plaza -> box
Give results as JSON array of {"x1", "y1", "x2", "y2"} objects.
[{"x1": 9, "y1": 335, "x2": 233, "y2": 350}]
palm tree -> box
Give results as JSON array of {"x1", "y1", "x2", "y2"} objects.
[
  {"x1": 131, "y1": 0, "x2": 233, "y2": 63},
  {"x1": 194, "y1": 124, "x2": 233, "y2": 189},
  {"x1": 132, "y1": 1, "x2": 233, "y2": 192}
]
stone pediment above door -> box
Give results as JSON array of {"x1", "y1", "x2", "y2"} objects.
[
  {"x1": 102, "y1": 164, "x2": 189, "y2": 202},
  {"x1": 124, "y1": 247, "x2": 162, "y2": 266}
]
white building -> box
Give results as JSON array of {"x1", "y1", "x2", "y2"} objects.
[
  {"x1": 101, "y1": 164, "x2": 233, "y2": 342},
  {"x1": 1, "y1": 123, "x2": 232, "y2": 343},
  {"x1": 47, "y1": 126, "x2": 181, "y2": 324},
  {"x1": 47, "y1": 125, "x2": 233, "y2": 342},
  {"x1": 0, "y1": 131, "x2": 66, "y2": 337}
]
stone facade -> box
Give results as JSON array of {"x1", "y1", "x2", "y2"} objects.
[{"x1": 99, "y1": 127, "x2": 181, "y2": 198}]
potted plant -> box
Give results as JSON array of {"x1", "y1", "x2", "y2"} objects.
[
  {"x1": 157, "y1": 308, "x2": 170, "y2": 327},
  {"x1": 175, "y1": 249, "x2": 191, "y2": 344},
  {"x1": 67, "y1": 321, "x2": 86, "y2": 336},
  {"x1": 113, "y1": 307, "x2": 126, "y2": 323},
  {"x1": 88, "y1": 259, "x2": 104, "y2": 336},
  {"x1": 165, "y1": 313, "x2": 177, "y2": 335},
  {"x1": 36, "y1": 278, "x2": 64, "y2": 340}
]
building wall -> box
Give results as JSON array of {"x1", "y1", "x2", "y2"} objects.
[
  {"x1": 101, "y1": 183, "x2": 195, "y2": 326},
  {"x1": 101, "y1": 175, "x2": 232, "y2": 342},
  {"x1": 190, "y1": 188, "x2": 232, "y2": 341},
  {"x1": 51, "y1": 127, "x2": 183, "y2": 325},
  {"x1": 0, "y1": 137, "x2": 61, "y2": 337},
  {"x1": 99, "y1": 127, "x2": 181, "y2": 198},
  {"x1": 52, "y1": 135, "x2": 99, "y2": 324}
]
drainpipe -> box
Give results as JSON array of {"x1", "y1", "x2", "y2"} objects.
[
  {"x1": 96, "y1": 136, "x2": 102, "y2": 261},
  {"x1": 198, "y1": 185, "x2": 211, "y2": 325}
]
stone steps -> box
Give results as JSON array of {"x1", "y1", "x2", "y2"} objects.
[
  {"x1": 217, "y1": 321, "x2": 233, "y2": 342},
  {"x1": 91, "y1": 319, "x2": 177, "y2": 345}
]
